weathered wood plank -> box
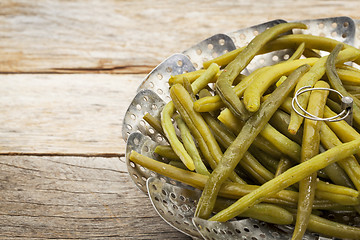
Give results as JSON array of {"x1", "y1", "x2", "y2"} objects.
[
  {"x1": 0, "y1": 155, "x2": 190, "y2": 239},
  {"x1": 1, "y1": 0, "x2": 360, "y2": 73},
  {"x1": 0, "y1": 74, "x2": 143, "y2": 154}
]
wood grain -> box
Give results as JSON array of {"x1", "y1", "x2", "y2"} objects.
[
  {"x1": 1, "y1": 0, "x2": 360, "y2": 73},
  {"x1": 0, "y1": 155, "x2": 190, "y2": 239},
  {"x1": 0, "y1": 74, "x2": 143, "y2": 154}
]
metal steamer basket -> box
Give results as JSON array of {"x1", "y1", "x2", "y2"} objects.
[{"x1": 123, "y1": 17, "x2": 360, "y2": 240}]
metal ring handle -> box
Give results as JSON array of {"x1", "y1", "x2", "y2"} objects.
[{"x1": 291, "y1": 85, "x2": 353, "y2": 123}]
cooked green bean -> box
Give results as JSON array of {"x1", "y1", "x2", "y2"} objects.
[
  {"x1": 154, "y1": 145, "x2": 180, "y2": 160},
  {"x1": 214, "y1": 198, "x2": 294, "y2": 225},
  {"x1": 203, "y1": 46, "x2": 246, "y2": 69},
  {"x1": 204, "y1": 114, "x2": 275, "y2": 184},
  {"x1": 174, "y1": 115, "x2": 210, "y2": 175},
  {"x1": 143, "y1": 113, "x2": 165, "y2": 136},
  {"x1": 275, "y1": 156, "x2": 293, "y2": 177},
  {"x1": 169, "y1": 69, "x2": 205, "y2": 85},
  {"x1": 306, "y1": 213, "x2": 360, "y2": 239},
  {"x1": 190, "y1": 63, "x2": 220, "y2": 94},
  {"x1": 263, "y1": 34, "x2": 360, "y2": 64},
  {"x1": 269, "y1": 110, "x2": 303, "y2": 144},
  {"x1": 218, "y1": 107, "x2": 301, "y2": 162},
  {"x1": 320, "y1": 122, "x2": 360, "y2": 191},
  {"x1": 195, "y1": 64, "x2": 310, "y2": 219},
  {"x1": 217, "y1": 108, "x2": 285, "y2": 159},
  {"x1": 215, "y1": 22, "x2": 306, "y2": 120},
  {"x1": 194, "y1": 65, "x2": 271, "y2": 112},
  {"x1": 170, "y1": 83, "x2": 245, "y2": 183},
  {"x1": 161, "y1": 102, "x2": 195, "y2": 170},
  {"x1": 292, "y1": 80, "x2": 329, "y2": 240},
  {"x1": 289, "y1": 42, "x2": 306, "y2": 61},
  {"x1": 209, "y1": 138, "x2": 360, "y2": 222},
  {"x1": 243, "y1": 58, "x2": 317, "y2": 112},
  {"x1": 326, "y1": 43, "x2": 360, "y2": 127}
]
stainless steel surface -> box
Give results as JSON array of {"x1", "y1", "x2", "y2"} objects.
[{"x1": 123, "y1": 17, "x2": 360, "y2": 239}]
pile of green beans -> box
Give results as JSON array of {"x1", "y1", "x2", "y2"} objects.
[{"x1": 129, "y1": 22, "x2": 360, "y2": 240}]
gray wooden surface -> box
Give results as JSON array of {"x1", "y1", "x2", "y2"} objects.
[{"x1": 1, "y1": 0, "x2": 360, "y2": 239}]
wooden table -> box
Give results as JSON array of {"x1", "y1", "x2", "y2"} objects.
[{"x1": 1, "y1": 1, "x2": 360, "y2": 239}]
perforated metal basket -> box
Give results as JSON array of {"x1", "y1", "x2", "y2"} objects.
[{"x1": 123, "y1": 17, "x2": 360, "y2": 239}]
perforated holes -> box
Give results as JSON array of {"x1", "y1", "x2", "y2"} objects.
[
  {"x1": 136, "y1": 104, "x2": 142, "y2": 110},
  {"x1": 157, "y1": 89, "x2": 164, "y2": 95},
  {"x1": 240, "y1": 33, "x2": 246, "y2": 40},
  {"x1": 180, "y1": 204, "x2": 190, "y2": 212},
  {"x1": 157, "y1": 135, "x2": 164, "y2": 142},
  {"x1": 130, "y1": 114, "x2": 136, "y2": 120},
  {"x1": 343, "y1": 215, "x2": 350, "y2": 221},
  {"x1": 149, "y1": 128, "x2": 155, "y2": 134},
  {"x1": 179, "y1": 195, "x2": 186, "y2": 201},
  {"x1": 196, "y1": 49, "x2": 202, "y2": 55},
  {"x1": 140, "y1": 120, "x2": 146, "y2": 127},
  {"x1": 344, "y1": 21, "x2": 349, "y2": 28},
  {"x1": 208, "y1": 43, "x2": 214, "y2": 50},
  {"x1": 332, "y1": 22, "x2": 338, "y2": 28},
  {"x1": 126, "y1": 124, "x2": 132, "y2": 130},
  {"x1": 139, "y1": 165, "x2": 146, "y2": 172},
  {"x1": 212, "y1": 52, "x2": 218, "y2": 58},
  {"x1": 272, "y1": 55, "x2": 279, "y2": 62},
  {"x1": 253, "y1": 30, "x2": 259, "y2": 36},
  {"x1": 133, "y1": 137, "x2": 140, "y2": 145},
  {"x1": 149, "y1": 81, "x2": 154, "y2": 88},
  {"x1": 318, "y1": 22, "x2": 324, "y2": 29},
  {"x1": 133, "y1": 174, "x2": 138, "y2": 179},
  {"x1": 177, "y1": 60, "x2": 183, "y2": 67},
  {"x1": 219, "y1": 38, "x2": 225, "y2": 45},
  {"x1": 331, "y1": 31, "x2": 338, "y2": 37},
  {"x1": 235, "y1": 228, "x2": 241, "y2": 234},
  {"x1": 243, "y1": 227, "x2": 250, "y2": 232},
  {"x1": 129, "y1": 161, "x2": 136, "y2": 168},
  {"x1": 157, "y1": 73, "x2": 163, "y2": 80},
  {"x1": 342, "y1": 33, "x2": 347, "y2": 38},
  {"x1": 166, "y1": 67, "x2": 172, "y2": 73},
  {"x1": 143, "y1": 146, "x2": 149, "y2": 153},
  {"x1": 220, "y1": 229, "x2": 226, "y2": 235},
  {"x1": 141, "y1": 176, "x2": 147, "y2": 182},
  {"x1": 283, "y1": 54, "x2": 290, "y2": 60}
]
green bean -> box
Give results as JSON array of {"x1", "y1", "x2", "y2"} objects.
[
  {"x1": 263, "y1": 34, "x2": 360, "y2": 65},
  {"x1": 195, "y1": 64, "x2": 310, "y2": 219},
  {"x1": 154, "y1": 145, "x2": 180, "y2": 160},
  {"x1": 218, "y1": 107, "x2": 301, "y2": 162},
  {"x1": 203, "y1": 46, "x2": 246, "y2": 69},
  {"x1": 129, "y1": 151, "x2": 343, "y2": 209},
  {"x1": 174, "y1": 115, "x2": 210, "y2": 175},
  {"x1": 205, "y1": 115, "x2": 275, "y2": 184},
  {"x1": 320, "y1": 122, "x2": 360, "y2": 191},
  {"x1": 249, "y1": 146, "x2": 279, "y2": 174},
  {"x1": 326, "y1": 43, "x2": 360, "y2": 127},
  {"x1": 169, "y1": 69, "x2": 205, "y2": 85},
  {"x1": 303, "y1": 48, "x2": 322, "y2": 58},
  {"x1": 269, "y1": 110, "x2": 303, "y2": 144},
  {"x1": 243, "y1": 58, "x2": 318, "y2": 112},
  {"x1": 168, "y1": 160, "x2": 187, "y2": 169},
  {"x1": 209, "y1": 138, "x2": 360, "y2": 222},
  {"x1": 344, "y1": 84, "x2": 360, "y2": 92},
  {"x1": 288, "y1": 42, "x2": 306, "y2": 61},
  {"x1": 170, "y1": 83, "x2": 245, "y2": 183},
  {"x1": 194, "y1": 65, "x2": 271, "y2": 112},
  {"x1": 215, "y1": 22, "x2": 306, "y2": 120},
  {"x1": 191, "y1": 63, "x2": 220, "y2": 94},
  {"x1": 214, "y1": 198, "x2": 293, "y2": 225},
  {"x1": 306, "y1": 213, "x2": 360, "y2": 239},
  {"x1": 143, "y1": 113, "x2": 165, "y2": 136},
  {"x1": 275, "y1": 156, "x2": 293, "y2": 177},
  {"x1": 289, "y1": 47, "x2": 360, "y2": 134},
  {"x1": 292, "y1": 80, "x2": 328, "y2": 240},
  {"x1": 161, "y1": 102, "x2": 195, "y2": 170}
]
